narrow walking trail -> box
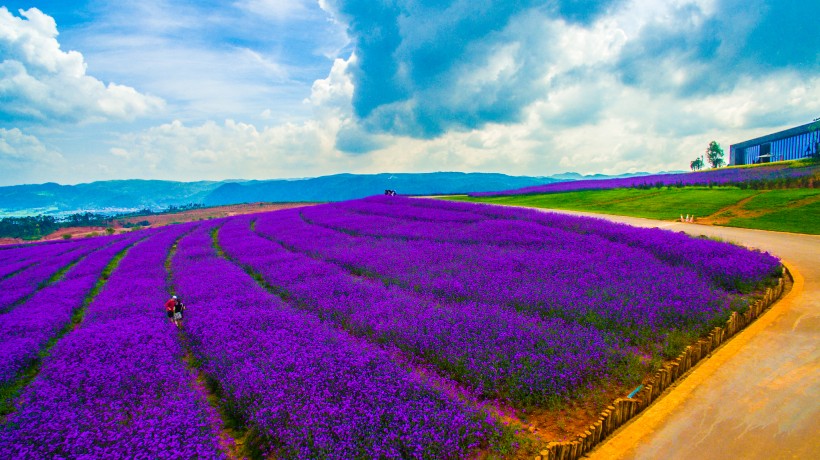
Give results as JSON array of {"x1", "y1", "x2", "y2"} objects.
[{"x1": 532, "y1": 210, "x2": 820, "y2": 460}]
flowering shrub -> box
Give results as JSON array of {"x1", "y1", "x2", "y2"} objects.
[
  {"x1": 254, "y1": 197, "x2": 777, "y2": 354},
  {"x1": 319, "y1": 197, "x2": 781, "y2": 292}
]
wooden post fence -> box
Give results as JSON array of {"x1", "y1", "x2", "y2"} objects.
[{"x1": 534, "y1": 272, "x2": 787, "y2": 460}]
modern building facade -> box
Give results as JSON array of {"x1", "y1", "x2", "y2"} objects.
[{"x1": 729, "y1": 121, "x2": 820, "y2": 165}]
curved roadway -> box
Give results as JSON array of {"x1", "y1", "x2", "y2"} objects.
[{"x1": 536, "y1": 211, "x2": 820, "y2": 459}]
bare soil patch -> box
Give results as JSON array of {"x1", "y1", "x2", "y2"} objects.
[
  {"x1": 0, "y1": 202, "x2": 317, "y2": 246},
  {"x1": 116, "y1": 202, "x2": 316, "y2": 228}
]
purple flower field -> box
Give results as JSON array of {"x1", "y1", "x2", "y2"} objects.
[
  {"x1": 1, "y1": 225, "x2": 225, "y2": 459},
  {"x1": 0, "y1": 239, "x2": 103, "y2": 313},
  {"x1": 470, "y1": 163, "x2": 818, "y2": 196},
  {"x1": 0, "y1": 233, "x2": 142, "y2": 387},
  {"x1": 0, "y1": 197, "x2": 780, "y2": 458},
  {"x1": 174, "y1": 223, "x2": 497, "y2": 458}
]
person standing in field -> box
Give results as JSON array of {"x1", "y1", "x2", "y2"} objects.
[
  {"x1": 165, "y1": 295, "x2": 183, "y2": 326},
  {"x1": 173, "y1": 295, "x2": 185, "y2": 327}
]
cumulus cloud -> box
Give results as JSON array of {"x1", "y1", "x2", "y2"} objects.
[
  {"x1": 110, "y1": 118, "x2": 349, "y2": 180},
  {"x1": 319, "y1": 0, "x2": 623, "y2": 138},
  {"x1": 0, "y1": 128, "x2": 64, "y2": 185},
  {"x1": 318, "y1": 0, "x2": 815, "y2": 132},
  {"x1": 615, "y1": 0, "x2": 820, "y2": 96},
  {"x1": 0, "y1": 7, "x2": 164, "y2": 124},
  {"x1": 304, "y1": 0, "x2": 818, "y2": 175},
  {"x1": 0, "y1": 128, "x2": 57, "y2": 161}
]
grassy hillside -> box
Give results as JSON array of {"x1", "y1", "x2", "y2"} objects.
[{"x1": 447, "y1": 187, "x2": 820, "y2": 235}]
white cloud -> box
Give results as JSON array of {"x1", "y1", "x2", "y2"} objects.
[
  {"x1": 234, "y1": 0, "x2": 310, "y2": 21},
  {"x1": 1, "y1": 128, "x2": 50, "y2": 160},
  {"x1": 0, "y1": 7, "x2": 164, "y2": 125},
  {"x1": 110, "y1": 118, "x2": 347, "y2": 180}
]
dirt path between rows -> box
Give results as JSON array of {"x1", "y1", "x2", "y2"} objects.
[{"x1": 529, "y1": 209, "x2": 820, "y2": 460}]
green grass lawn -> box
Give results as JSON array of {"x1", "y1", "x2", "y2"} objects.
[
  {"x1": 726, "y1": 199, "x2": 820, "y2": 234},
  {"x1": 447, "y1": 187, "x2": 758, "y2": 221},
  {"x1": 445, "y1": 187, "x2": 820, "y2": 234},
  {"x1": 739, "y1": 189, "x2": 820, "y2": 211}
]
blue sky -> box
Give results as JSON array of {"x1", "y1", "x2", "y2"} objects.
[{"x1": 1, "y1": 0, "x2": 818, "y2": 186}]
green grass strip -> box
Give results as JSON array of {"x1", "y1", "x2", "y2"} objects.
[
  {"x1": 725, "y1": 200, "x2": 820, "y2": 235},
  {"x1": 739, "y1": 189, "x2": 820, "y2": 211},
  {"x1": 448, "y1": 187, "x2": 758, "y2": 221}
]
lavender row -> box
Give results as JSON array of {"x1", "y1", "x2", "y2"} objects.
[
  {"x1": 219, "y1": 217, "x2": 620, "y2": 407},
  {"x1": 470, "y1": 163, "x2": 818, "y2": 196},
  {"x1": 0, "y1": 224, "x2": 224, "y2": 459},
  {"x1": 315, "y1": 196, "x2": 780, "y2": 292},
  {"x1": 257, "y1": 207, "x2": 728, "y2": 344},
  {"x1": 301, "y1": 197, "x2": 585, "y2": 248},
  {"x1": 173, "y1": 223, "x2": 496, "y2": 458},
  {"x1": 0, "y1": 238, "x2": 78, "y2": 266},
  {"x1": 0, "y1": 239, "x2": 102, "y2": 312},
  {"x1": 0, "y1": 259, "x2": 38, "y2": 281},
  {"x1": 418, "y1": 198, "x2": 781, "y2": 292},
  {"x1": 0, "y1": 233, "x2": 142, "y2": 386}
]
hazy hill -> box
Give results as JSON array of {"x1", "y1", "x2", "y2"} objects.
[
  {"x1": 202, "y1": 172, "x2": 559, "y2": 206},
  {"x1": 0, "y1": 171, "x2": 658, "y2": 217},
  {"x1": 0, "y1": 173, "x2": 556, "y2": 216}
]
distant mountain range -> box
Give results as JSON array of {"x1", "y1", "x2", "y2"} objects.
[{"x1": 0, "y1": 171, "x2": 664, "y2": 217}]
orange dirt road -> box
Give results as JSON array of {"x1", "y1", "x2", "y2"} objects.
[{"x1": 539, "y1": 211, "x2": 820, "y2": 460}]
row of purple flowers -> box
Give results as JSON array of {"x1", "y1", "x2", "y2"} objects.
[
  {"x1": 0, "y1": 238, "x2": 102, "y2": 313},
  {"x1": 173, "y1": 222, "x2": 497, "y2": 458},
  {"x1": 0, "y1": 238, "x2": 78, "y2": 266},
  {"x1": 321, "y1": 196, "x2": 780, "y2": 292},
  {"x1": 0, "y1": 233, "x2": 142, "y2": 387},
  {"x1": 470, "y1": 163, "x2": 817, "y2": 196},
  {"x1": 263, "y1": 204, "x2": 719, "y2": 346},
  {"x1": 1, "y1": 224, "x2": 225, "y2": 458},
  {"x1": 218, "y1": 216, "x2": 619, "y2": 408},
  {"x1": 260, "y1": 198, "x2": 777, "y2": 352}
]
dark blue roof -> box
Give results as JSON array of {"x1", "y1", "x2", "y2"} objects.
[{"x1": 730, "y1": 121, "x2": 818, "y2": 149}]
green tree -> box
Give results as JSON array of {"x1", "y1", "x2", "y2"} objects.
[
  {"x1": 705, "y1": 141, "x2": 725, "y2": 168},
  {"x1": 690, "y1": 156, "x2": 704, "y2": 171}
]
